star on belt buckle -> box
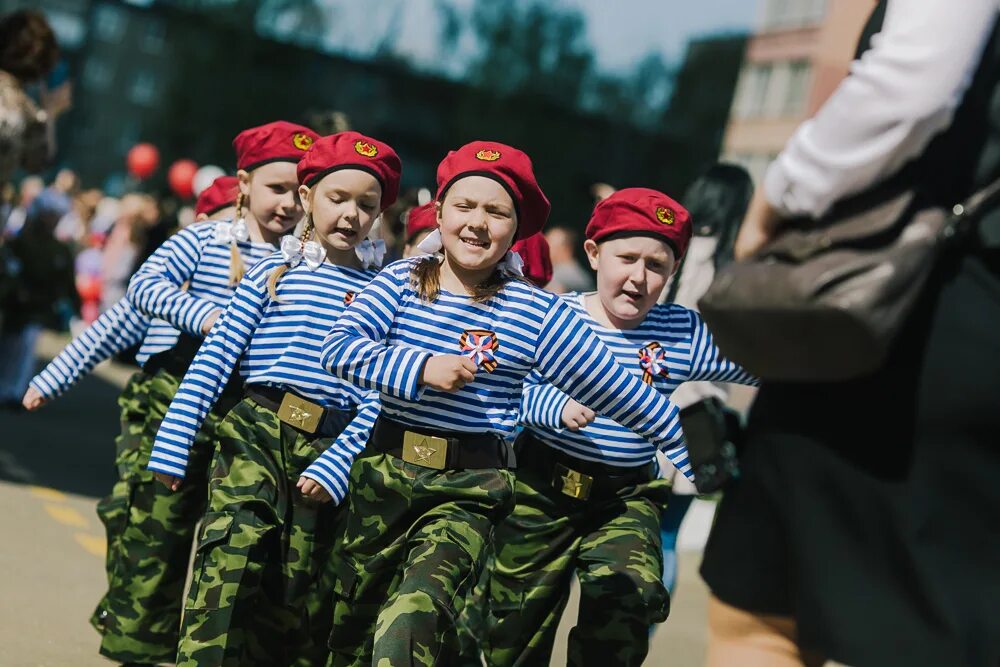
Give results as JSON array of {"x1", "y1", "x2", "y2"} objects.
[
  {"x1": 277, "y1": 393, "x2": 322, "y2": 434},
  {"x1": 553, "y1": 463, "x2": 593, "y2": 500},
  {"x1": 402, "y1": 431, "x2": 449, "y2": 470}
]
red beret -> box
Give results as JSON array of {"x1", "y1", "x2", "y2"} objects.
[
  {"x1": 194, "y1": 176, "x2": 239, "y2": 217},
  {"x1": 512, "y1": 233, "x2": 553, "y2": 288},
  {"x1": 405, "y1": 201, "x2": 437, "y2": 242},
  {"x1": 585, "y1": 187, "x2": 692, "y2": 261},
  {"x1": 233, "y1": 121, "x2": 319, "y2": 172},
  {"x1": 297, "y1": 131, "x2": 402, "y2": 210},
  {"x1": 435, "y1": 141, "x2": 550, "y2": 241}
]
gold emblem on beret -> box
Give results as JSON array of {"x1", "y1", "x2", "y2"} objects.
[
  {"x1": 292, "y1": 133, "x2": 314, "y2": 151},
  {"x1": 655, "y1": 206, "x2": 675, "y2": 225},
  {"x1": 355, "y1": 141, "x2": 378, "y2": 157},
  {"x1": 475, "y1": 149, "x2": 502, "y2": 162}
]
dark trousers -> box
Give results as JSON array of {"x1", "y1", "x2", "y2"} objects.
[{"x1": 702, "y1": 251, "x2": 1000, "y2": 667}]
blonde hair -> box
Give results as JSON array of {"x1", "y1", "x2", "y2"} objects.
[
  {"x1": 266, "y1": 193, "x2": 315, "y2": 301},
  {"x1": 410, "y1": 254, "x2": 511, "y2": 304},
  {"x1": 228, "y1": 191, "x2": 248, "y2": 287}
]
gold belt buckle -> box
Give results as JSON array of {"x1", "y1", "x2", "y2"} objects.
[
  {"x1": 553, "y1": 463, "x2": 593, "y2": 500},
  {"x1": 276, "y1": 393, "x2": 323, "y2": 434},
  {"x1": 402, "y1": 431, "x2": 449, "y2": 470}
]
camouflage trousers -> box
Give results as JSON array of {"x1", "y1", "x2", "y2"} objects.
[
  {"x1": 91, "y1": 368, "x2": 220, "y2": 663},
  {"x1": 483, "y1": 444, "x2": 672, "y2": 667},
  {"x1": 177, "y1": 397, "x2": 344, "y2": 667},
  {"x1": 327, "y1": 450, "x2": 515, "y2": 667}
]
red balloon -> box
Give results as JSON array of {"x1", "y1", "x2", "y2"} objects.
[
  {"x1": 127, "y1": 143, "x2": 159, "y2": 180},
  {"x1": 168, "y1": 159, "x2": 199, "y2": 199}
]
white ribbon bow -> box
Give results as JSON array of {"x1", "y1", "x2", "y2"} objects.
[
  {"x1": 414, "y1": 228, "x2": 524, "y2": 277},
  {"x1": 499, "y1": 249, "x2": 524, "y2": 277},
  {"x1": 355, "y1": 238, "x2": 387, "y2": 269},
  {"x1": 280, "y1": 234, "x2": 327, "y2": 270},
  {"x1": 415, "y1": 228, "x2": 443, "y2": 254},
  {"x1": 214, "y1": 218, "x2": 249, "y2": 245}
]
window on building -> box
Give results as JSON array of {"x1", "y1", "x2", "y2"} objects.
[
  {"x1": 129, "y1": 71, "x2": 158, "y2": 106},
  {"x1": 143, "y1": 20, "x2": 166, "y2": 54},
  {"x1": 93, "y1": 4, "x2": 127, "y2": 42},
  {"x1": 762, "y1": 0, "x2": 828, "y2": 30},
  {"x1": 734, "y1": 63, "x2": 773, "y2": 119},
  {"x1": 784, "y1": 60, "x2": 812, "y2": 115},
  {"x1": 83, "y1": 57, "x2": 114, "y2": 89}
]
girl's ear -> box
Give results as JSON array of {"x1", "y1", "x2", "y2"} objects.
[
  {"x1": 237, "y1": 169, "x2": 251, "y2": 197},
  {"x1": 435, "y1": 199, "x2": 443, "y2": 223},
  {"x1": 583, "y1": 239, "x2": 601, "y2": 271},
  {"x1": 298, "y1": 184, "x2": 312, "y2": 215}
]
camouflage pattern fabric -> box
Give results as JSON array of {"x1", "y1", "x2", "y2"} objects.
[
  {"x1": 327, "y1": 450, "x2": 515, "y2": 667},
  {"x1": 91, "y1": 368, "x2": 220, "y2": 663},
  {"x1": 177, "y1": 397, "x2": 344, "y2": 667},
  {"x1": 454, "y1": 552, "x2": 493, "y2": 666},
  {"x1": 483, "y1": 445, "x2": 672, "y2": 667}
]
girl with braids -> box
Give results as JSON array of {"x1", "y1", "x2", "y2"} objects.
[
  {"x1": 89, "y1": 121, "x2": 316, "y2": 667},
  {"x1": 300, "y1": 142, "x2": 696, "y2": 666},
  {"x1": 148, "y1": 132, "x2": 401, "y2": 667}
]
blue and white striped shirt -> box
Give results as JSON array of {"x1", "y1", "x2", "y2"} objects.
[
  {"x1": 147, "y1": 252, "x2": 379, "y2": 501},
  {"x1": 521, "y1": 292, "x2": 758, "y2": 468},
  {"x1": 304, "y1": 258, "x2": 693, "y2": 494},
  {"x1": 29, "y1": 298, "x2": 150, "y2": 399},
  {"x1": 126, "y1": 220, "x2": 275, "y2": 368}
]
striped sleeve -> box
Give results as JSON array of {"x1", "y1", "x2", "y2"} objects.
[
  {"x1": 534, "y1": 298, "x2": 693, "y2": 480},
  {"x1": 146, "y1": 261, "x2": 270, "y2": 478},
  {"x1": 126, "y1": 226, "x2": 220, "y2": 336},
  {"x1": 686, "y1": 311, "x2": 759, "y2": 387},
  {"x1": 29, "y1": 299, "x2": 149, "y2": 400},
  {"x1": 299, "y1": 392, "x2": 379, "y2": 505},
  {"x1": 519, "y1": 370, "x2": 570, "y2": 430},
  {"x1": 320, "y1": 264, "x2": 432, "y2": 401}
]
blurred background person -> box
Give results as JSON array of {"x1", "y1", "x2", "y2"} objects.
[
  {"x1": 99, "y1": 193, "x2": 156, "y2": 311},
  {"x1": 545, "y1": 226, "x2": 594, "y2": 293},
  {"x1": 3, "y1": 175, "x2": 43, "y2": 237},
  {"x1": 702, "y1": 2, "x2": 1000, "y2": 666},
  {"x1": 655, "y1": 162, "x2": 753, "y2": 599},
  {"x1": 0, "y1": 9, "x2": 69, "y2": 192},
  {"x1": 0, "y1": 187, "x2": 78, "y2": 408}
]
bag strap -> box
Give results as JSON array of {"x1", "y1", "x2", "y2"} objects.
[{"x1": 956, "y1": 174, "x2": 1000, "y2": 220}]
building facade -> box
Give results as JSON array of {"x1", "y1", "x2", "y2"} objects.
[{"x1": 721, "y1": 0, "x2": 875, "y2": 183}]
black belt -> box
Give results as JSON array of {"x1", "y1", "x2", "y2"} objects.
[
  {"x1": 145, "y1": 333, "x2": 243, "y2": 414},
  {"x1": 368, "y1": 416, "x2": 515, "y2": 471},
  {"x1": 517, "y1": 431, "x2": 654, "y2": 501},
  {"x1": 245, "y1": 384, "x2": 356, "y2": 438}
]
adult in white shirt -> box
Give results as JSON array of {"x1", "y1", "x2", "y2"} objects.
[{"x1": 700, "y1": 1, "x2": 1000, "y2": 666}]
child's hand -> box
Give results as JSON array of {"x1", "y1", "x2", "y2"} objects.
[
  {"x1": 419, "y1": 354, "x2": 478, "y2": 392},
  {"x1": 155, "y1": 473, "x2": 182, "y2": 491},
  {"x1": 561, "y1": 399, "x2": 596, "y2": 431},
  {"x1": 201, "y1": 309, "x2": 222, "y2": 335},
  {"x1": 297, "y1": 477, "x2": 332, "y2": 503},
  {"x1": 21, "y1": 387, "x2": 46, "y2": 411}
]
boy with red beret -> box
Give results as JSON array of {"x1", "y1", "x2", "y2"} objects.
[
  {"x1": 301, "y1": 145, "x2": 695, "y2": 665},
  {"x1": 484, "y1": 188, "x2": 758, "y2": 667}
]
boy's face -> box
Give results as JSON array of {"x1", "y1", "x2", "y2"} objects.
[{"x1": 585, "y1": 235, "x2": 676, "y2": 325}]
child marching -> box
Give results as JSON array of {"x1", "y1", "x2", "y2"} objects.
[
  {"x1": 301, "y1": 142, "x2": 696, "y2": 666},
  {"x1": 90, "y1": 121, "x2": 317, "y2": 665},
  {"x1": 148, "y1": 131, "x2": 402, "y2": 667},
  {"x1": 484, "y1": 188, "x2": 758, "y2": 667}
]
